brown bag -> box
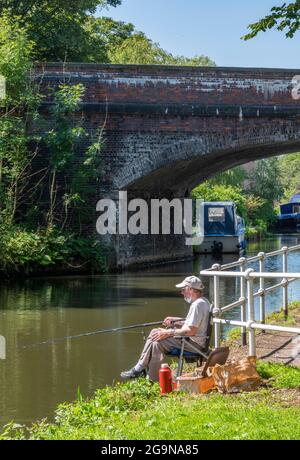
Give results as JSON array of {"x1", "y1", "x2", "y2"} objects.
[{"x1": 207, "y1": 357, "x2": 261, "y2": 393}]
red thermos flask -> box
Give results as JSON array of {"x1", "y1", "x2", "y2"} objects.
[{"x1": 159, "y1": 363, "x2": 173, "y2": 395}]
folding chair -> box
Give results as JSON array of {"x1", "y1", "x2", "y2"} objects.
[
  {"x1": 167, "y1": 306, "x2": 230, "y2": 378},
  {"x1": 167, "y1": 308, "x2": 214, "y2": 378}
]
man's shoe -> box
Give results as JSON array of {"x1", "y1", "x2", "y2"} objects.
[{"x1": 120, "y1": 367, "x2": 146, "y2": 380}]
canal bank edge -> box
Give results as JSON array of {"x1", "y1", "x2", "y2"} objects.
[{"x1": 1, "y1": 302, "x2": 299, "y2": 440}]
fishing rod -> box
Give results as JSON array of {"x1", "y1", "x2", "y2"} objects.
[{"x1": 22, "y1": 320, "x2": 166, "y2": 349}]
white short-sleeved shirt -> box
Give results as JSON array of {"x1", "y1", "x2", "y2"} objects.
[{"x1": 184, "y1": 297, "x2": 211, "y2": 348}]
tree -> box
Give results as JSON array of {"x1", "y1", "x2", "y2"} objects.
[
  {"x1": 244, "y1": 158, "x2": 284, "y2": 224},
  {"x1": 192, "y1": 183, "x2": 248, "y2": 220},
  {"x1": 0, "y1": 13, "x2": 103, "y2": 232},
  {"x1": 164, "y1": 55, "x2": 216, "y2": 66},
  {"x1": 109, "y1": 33, "x2": 216, "y2": 66},
  {"x1": 278, "y1": 153, "x2": 300, "y2": 201},
  {"x1": 83, "y1": 16, "x2": 135, "y2": 62},
  {"x1": 242, "y1": 1, "x2": 300, "y2": 40},
  {"x1": 247, "y1": 158, "x2": 283, "y2": 204},
  {"x1": 0, "y1": 13, "x2": 108, "y2": 274},
  {"x1": 0, "y1": 1, "x2": 122, "y2": 61},
  {"x1": 191, "y1": 158, "x2": 286, "y2": 229},
  {"x1": 208, "y1": 166, "x2": 247, "y2": 188},
  {"x1": 0, "y1": 1, "x2": 216, "y2": 65},
  {"x1": 0, "y1": 14, "x2": 39, "y2": 224},
  {"x1": 108, "y1": 33, "x2": 166, "y2": 65},
  {"x1": 0, "y1": 1, "x2": 121, "y2": 14}
]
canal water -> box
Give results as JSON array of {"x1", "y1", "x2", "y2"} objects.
[{"x1": 1, "y1": 234, "x2": 300, "y2": 427}]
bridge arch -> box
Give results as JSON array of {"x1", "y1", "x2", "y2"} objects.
[
  {"x1": 111, "y1": 125, "x2": 300, "y2": 195},
  {"x1": 37, "y1": 63, "x2": 300, "y2": 267}
]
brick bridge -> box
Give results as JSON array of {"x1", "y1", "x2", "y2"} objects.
[{"x1": 38, "y1": 63, "x2": 300, "y2": 268}]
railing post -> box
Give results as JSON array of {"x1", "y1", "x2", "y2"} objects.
[
  {"x1": 258, "y1": 252, "x2": 265, "y2": 329},
  {"x1": 239, "y1": 257, "x2": 247, "y2": 346},
  {"x1": 282, "y1": 246, "x2": 288, "y2": 320},
  {"x1": 245, "y1": 268, "x2": 256, "y2": 358},
  {"x1": 212, "y1": 263, "x2": 221, "y2": 348}
]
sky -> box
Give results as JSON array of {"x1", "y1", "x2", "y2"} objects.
[{"x1": 101, "y1": 0, "x2": 300, "y2": 69}]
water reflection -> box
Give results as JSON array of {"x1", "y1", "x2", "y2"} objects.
[{"x1": 0, "y1": 234, "x2": 300, "y2": 427}]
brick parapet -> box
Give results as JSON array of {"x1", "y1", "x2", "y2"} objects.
[{"x1": 34, "y1": 63, "x2": 300, "y2": 106}]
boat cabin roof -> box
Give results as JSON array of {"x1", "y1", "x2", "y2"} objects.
[
  {"x1": 204, "y1": 201, "x2": 236, "y2": 207},
  {"x1": 291, "y1": 194, "x2": 300, "y2": 203},
  {"x1": 280, "y1": 202, "x2": 300, "y2": 209}
]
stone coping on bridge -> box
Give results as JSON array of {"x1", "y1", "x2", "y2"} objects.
[
  {"x1": 34, "y1": 62, "x2": 300, "y2": 74},
  {"x1": 33, "y1": 62, "x2": 300, "y2": 107}
]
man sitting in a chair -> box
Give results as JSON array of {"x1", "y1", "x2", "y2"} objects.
[{"x1": 120, "y1": 276, "x2": 211, "y2": 382}]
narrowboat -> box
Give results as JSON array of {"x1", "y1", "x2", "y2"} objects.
[
  {"x1": 273, "y1": 194, "x2": 300, "y2": 233},
  {"x1": 197, "y1": 201, "x2": 246, "y2": 254}
]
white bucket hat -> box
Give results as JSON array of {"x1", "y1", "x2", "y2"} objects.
[{"x1": 175, "y1": 276, "x2": 204, "y2": 291}]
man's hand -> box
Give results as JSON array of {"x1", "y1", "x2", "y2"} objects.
[
  {"x1": 162, "y1": 316, "x2": 184, "y2": 327},
  {"x1": 150, "y1": 328, "x2": 172, "y2": 342},
  {"x1": 162, "y1": 317, "x2": 174, "y2": 327}
]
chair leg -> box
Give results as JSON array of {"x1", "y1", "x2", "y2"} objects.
[{"x1": 176, "y1": 338, "x2": 186, "y2": 378}]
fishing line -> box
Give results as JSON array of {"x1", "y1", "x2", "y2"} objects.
[{"x1": 22, "y1": 320, "x2": 165, "y2": 349}]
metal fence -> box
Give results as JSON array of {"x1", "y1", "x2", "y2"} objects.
[{"x1": 200, "y1": 245, "x2": 300, "y2": 356}]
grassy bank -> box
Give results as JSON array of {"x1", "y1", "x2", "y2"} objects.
[
  {"x1": 1, "y1": 361, "x2": 299, "y2": 440},
  {"x1": 2, "y1": 303, "x2": 299, "y2": 440}
]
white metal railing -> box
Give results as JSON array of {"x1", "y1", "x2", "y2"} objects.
[{"x1": 200, "y1": 245, "x2": 300, "y2": 357}]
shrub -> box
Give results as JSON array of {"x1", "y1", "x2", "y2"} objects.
[{"x1": 0, "y1": 226, "x2": 107, "y2": 276}]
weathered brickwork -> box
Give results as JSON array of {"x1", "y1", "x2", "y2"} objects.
[
  {"x1": 35, "y1": 64, "x2": 300, "y2": 267},
  {"x1": 36, "y1": 63, "x2": 300, "y2": 105}
]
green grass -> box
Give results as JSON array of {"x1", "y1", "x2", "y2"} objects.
[
  {"x1": 1, "y1": 362, "x2": 299, "y2": 441},
  {"x1": 266, "y1": 303, "x2": 299, "y2": 326},
  {"x1": 17, "y1": 392, "x2": 299, "y2": 440},
  {"x1": 257, "y1": 362, "x2": 300, "y2": 389}
]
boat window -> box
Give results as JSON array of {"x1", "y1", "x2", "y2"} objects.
[
  {"x1": 208, "y1": 207, "x2": 225, "y2": 222},
  {"x1": 293, "y1": 205, "x2": 300, "y2": 213}
]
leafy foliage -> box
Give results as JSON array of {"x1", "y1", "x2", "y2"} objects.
[
  {"x1": 0, "y1": 0, "x2": 215, "y2": 64},
  {"x1": 208, "y1": 167, "x2": 247, "y2": 188},
  {"x1": 0, "y1": 226, "x2": 107, "y2": 275},
  {"x1": 109, "y1": 32, "x2": 216, "y2": 66},
  {"x1": 0, "y1": 14, "x2": 106, "y2": 276},
  {"x1": 0, "y1": 14, "x2": 35, "y2": 102},
  {"x1": 247, "y1": 158, "x2": 283, "y2": 204},
  {"x1": 53, "y1": 379, "x2": 160, "y2": 429},
  {"x1": 0, "y1": 1, "x2": 122, "y2": 61},
  {"x1": 245, "y1": 158, "x2": 283, "y2": 225},
  {"x1": 278, "y1": 153, "x2": 300, "y2": 201},
  {"x1": 0, "y1": 14, "x2": 41, "y2": 225},
  {"x1": 243, "y1": 1, "x2": 300, "y2": 40},
  {"x1": 0, "y1": 0, "x2": 121, "y2": 14},
  {"x1": 83, "y1": 16, "x2": 135, "y2": 62},
  {"x1": 192, "y1": 183, "x2": 248, "y2": 220}
]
